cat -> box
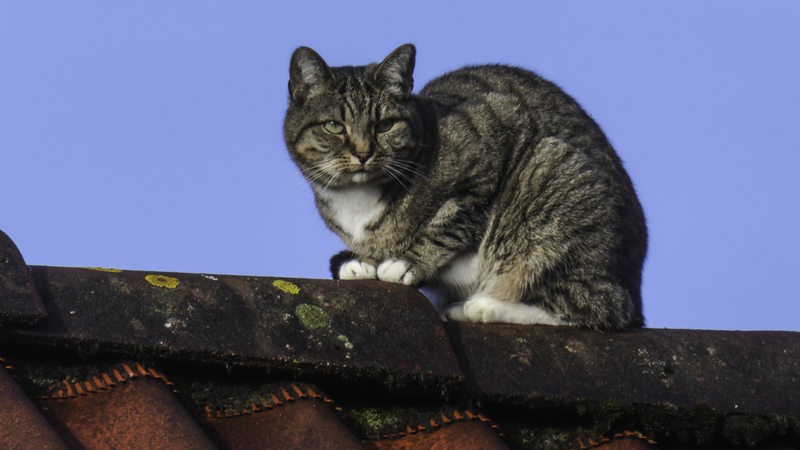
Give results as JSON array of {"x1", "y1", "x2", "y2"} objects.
[{"x1": 283, "y1": 44, "x2": 647, "y2": 330}]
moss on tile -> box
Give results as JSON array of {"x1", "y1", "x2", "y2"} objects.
[{"x1": 295, "y1": 303, "x2": 331, "y2": 330}]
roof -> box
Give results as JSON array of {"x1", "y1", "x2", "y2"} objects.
[{"x1": 1, "y1": 228, "x2": 799, "y2": 449}]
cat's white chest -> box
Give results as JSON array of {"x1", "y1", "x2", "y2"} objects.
[{"x1": 316, "y1": 185, "x2": 386, "y2": 242}]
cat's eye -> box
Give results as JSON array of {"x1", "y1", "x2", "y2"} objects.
[
  {"x1": 322, "y1": 121, "x2": 345, "y2": 134},
  {"x1": 374, "y1": 119, "x2": 397, "y2": 134}
]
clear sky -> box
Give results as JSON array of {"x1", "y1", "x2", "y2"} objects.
[{"x1": 2, "y1": 2, "x2": 798, "y2": 331}]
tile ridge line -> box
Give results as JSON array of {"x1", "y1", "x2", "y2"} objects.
[
  {"x1": 201, "y1": 382, "x2": 339, "y2": 419},
  {"x1": 29, "y1": 361, "x2": 174, "y2": 400},
  {"x1": 363, "y1": 407, "x2": 504, "y2": 442},
  {"x1": 568, "y1": 430, "x2": 658, "y2": 450}
]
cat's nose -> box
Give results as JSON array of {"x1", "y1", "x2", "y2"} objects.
[
  {"x1": 354, "y1": 150, "x2": 373, "y2": 164},
  {"x1": 352, "y1": 140, "x2": 374, "y2": 164}
]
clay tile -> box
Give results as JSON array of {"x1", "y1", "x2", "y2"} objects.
[
  {"x1": 40, "y1": 378, "x2": 215, "y2": 449},
  {"x1": 121, "y1": 363, "x2": 135, "y2": 377},
  {"x1": 280, "y1": 386, "x2": 294, "y2": 401},
  {"x1": 134, "y1": 362, "x2": 148, "y2": 376},
  {"x1": 306, "y1": 386, "x2": 320, "y2": 399},
  {"x1": 0, "y1": 368, "x2": 68, "y2": 449},
  {"x1": 202, "y1": 396, "x2": 363, "y2": 449},
  {"x1": 292, "y1": 383, "x2": 306, "y2": 398}
]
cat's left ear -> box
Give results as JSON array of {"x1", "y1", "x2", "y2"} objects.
[
  {"x1": 374, "y1": 44, "x2": 415, "y2": 96},
  {"x1": 289, "y1": 46, "x2": 332, "y2": 101}
]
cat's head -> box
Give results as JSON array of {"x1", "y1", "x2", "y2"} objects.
[{"x1": 283, "y1": 44, "x2": 421, "y2": 190}]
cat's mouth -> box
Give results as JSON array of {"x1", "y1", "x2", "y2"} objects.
[
  {"x1": 351, "y1": 171, "x2": 370, "y2": 183},
  {"x1": 343, "y1": 165, "x2": 387, "y2": 185}
]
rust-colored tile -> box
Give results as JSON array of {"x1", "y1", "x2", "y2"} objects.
[
  {"x1": 592, "y1": 439, "x2": 655, "y2": 450},
  {"x1": 0, "y1": 367, "x2": 67, "y2": 449},
  {"x1": 364, "y1": 421, "x2": 508, "y2": 450},
  {"x1": 202, "y1": 398, "x2": 364, "y2": 450},
  {"x1": 40, "y1": 377, "x2": 216, "y2": 449}
]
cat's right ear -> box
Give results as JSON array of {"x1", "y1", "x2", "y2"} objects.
[{"x1": 289, "y1": 46, "x2": 331, "y2": 102}]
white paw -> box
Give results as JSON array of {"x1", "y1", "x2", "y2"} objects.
[
  {"x1": 338, "y1": 260, "x2": 377, "y2": 280},
  {"x1": 377, "y1": 259, "x2": 417, "y2": 285},
  {"x1": 443, "y1": 303, "x2": 467, "y2": 322},
  {"x1": 463, "y1": 296, "x2": 503, "y2": 323},
  {"x1": 462, "y1": 295, "x2": 568, "y2": 326}
]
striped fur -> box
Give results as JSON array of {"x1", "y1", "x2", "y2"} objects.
[{"x1": 283, "y1": 44, "x2": 646, "y2": 330}]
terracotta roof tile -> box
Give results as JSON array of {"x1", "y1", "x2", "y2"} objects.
[
  {"x1": 40, "y1": 377, "x2": 215, "y2": 449},
  {"x1": 201, "y1": 397, "x2": 363, "y2": 449},
  {"x1": 1, "y1": 229, "x2": 799, "y2": 448},
  {"x1": 0, "y1": 366, "x2": 67, "y2": 449}
]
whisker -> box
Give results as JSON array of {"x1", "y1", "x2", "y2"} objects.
[
  {"x1": 285, "y1": 159, "x2": 340, "y2": 190},
  {"x1": 390, "y1": 159, "x2": 429, "y2": 181},
  {"x1": 382, "y1": 165, "x2": 410, "y2": 192}
]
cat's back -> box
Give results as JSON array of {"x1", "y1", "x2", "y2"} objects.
[
  {"x1": 420, "y1": 65, "x2": 565, "y2": 106},
  {"x1": 418, "y1": 64, "x2": 597, "y2": 138}
]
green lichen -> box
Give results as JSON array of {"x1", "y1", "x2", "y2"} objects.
[
  {"x1": 337, "y1": 334, "x2": 355, "y2": 350},
  {"x1": 273, "y1": 279, "x2": 301, "y2": 295},
  {"x1": 295, "y1": 303, "x2": 330, "y2": 330},
  {"x1": 343, "y1": 406, "x2": 435, "y2": 438}
]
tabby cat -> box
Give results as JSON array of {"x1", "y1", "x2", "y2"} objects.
[{"x1": 283, "y1": 44, "x2": 646, "y2": 330}]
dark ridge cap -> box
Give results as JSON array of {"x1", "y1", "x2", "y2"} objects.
[
  {"x1": 446, "y1": 322, "x2": 800, "y2": 417},
  {"x1": 0, "y1": 266, "x2": 463, "y2": 395},
  {"x1": 0, "y1": 230, "x2": 46, "y2": 325}
]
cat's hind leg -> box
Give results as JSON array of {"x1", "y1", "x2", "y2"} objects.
[
  {"x1": 445, "y1": 270, "x2": 569, "y2": 326},
  {"x1": 463, "y1": 295, "x2": 568, "y2": 325}
]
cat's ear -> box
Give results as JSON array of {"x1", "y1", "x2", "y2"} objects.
[
  {"x1": 289, "y1": 46, "x2": 332, "y2": 101},
  {"x1": 374, "y1": 44, "x2": 415, "y2": 96}
]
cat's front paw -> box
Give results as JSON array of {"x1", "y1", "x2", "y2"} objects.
[
  {"x1": 338, "y1": 260, "x2": 377, "y2": 280},
  {"x1": 377, "y1": 259, "x2": 417, "y2": 286}
]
